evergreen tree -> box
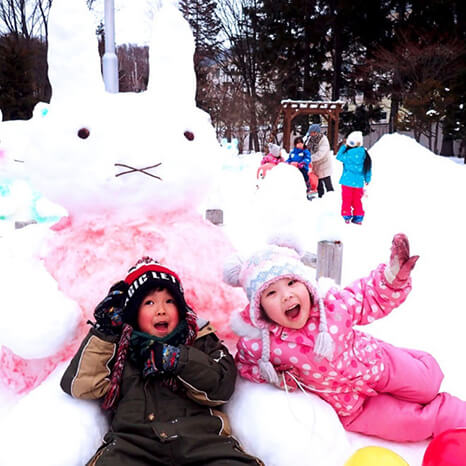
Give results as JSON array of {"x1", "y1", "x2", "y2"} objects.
[
  {"x1": 250, "y1": 0, "x2": 328, "y2": 137},
  {"x1": 339, "y1": 104, "x2": 385, "y2": 137},
  {"x1": 441, "y1": 69, "x2": 466, "y2": 159},
  {"x1": 0, "y1": 33, "x2": 48, "y2": 120},
  {"x1": 179, "y1": 0, "x2": 222, "y2": 113}
]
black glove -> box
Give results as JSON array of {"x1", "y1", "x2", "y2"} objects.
[
  {"x1": 141, "y1": 341, "x2": 180, "y2": 377},
  {"x1": 93, "y1": 281, "x2": 129, "y2": 335}
]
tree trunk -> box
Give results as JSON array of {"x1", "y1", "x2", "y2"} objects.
[
  {"x1": 433, "y1": 121, "x2": 440, "y2": 154},
  {"x1": 302, "y1": 1, "x2": 312, "y2": 100},
  {"x1": 331, "y1": 26, "x2": 342, "y2": 100},
  {"x1": 330, "y1": 0, "x2": 342, "y2": 101},
  {"x1": 440, "y1": 134, "x2": 454, "y2": 156},
  {"x1": 389, "y1": 97, "x2": 399, "y2": 133}
]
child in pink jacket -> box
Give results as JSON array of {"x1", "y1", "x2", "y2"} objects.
[
  {"x1": 223, "y1": 234, "x2": 466, "y2": 442},
  {"x1": 261, "y1": 143, "x2": 284, "y2": 165}
]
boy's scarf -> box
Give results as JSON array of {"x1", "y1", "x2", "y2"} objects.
[{"x1": 102, "y1": 309, "x2": 198, "y2": 410}]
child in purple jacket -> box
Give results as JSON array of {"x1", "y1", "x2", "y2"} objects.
[{"x1": 224, "y1": 234, "x2": 466, "y2": 442}]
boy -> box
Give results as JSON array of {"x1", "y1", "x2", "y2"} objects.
[
  {"x1": 61, "y1": 256, "x2": 262, "y2": 465},
  {"x1": 285, "y1": 136, "x2": 312, "y2": 197}
]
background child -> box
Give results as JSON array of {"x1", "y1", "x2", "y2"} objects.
[
  {"x1": 336, "y1": 131, "x2": 372, "y2": 224},
  {"x1": 304, "y1": 123, "x2": 334, "y2": 198},
  {"x1": 61, "y1": 257, "x2": 262, "y2": 466},
  {"x1": 261, "y1": 142, "x2": 283, "y2": 165},
  {"x1": 224, "y1": 235, "x2": 466, "y2": 442},
  {"x1": 286, "y1": 136, "x2": 312, "y2": 194}
]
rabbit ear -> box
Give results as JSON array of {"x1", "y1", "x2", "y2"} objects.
[
  {"x1": 146, "y1": 0, "x2": 196, "y2": 105},
  {"x1": 47, "y1": 0, "x2": 104, "y2": 103}
]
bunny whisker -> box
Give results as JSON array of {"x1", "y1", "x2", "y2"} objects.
[{"x1": 115, "y1": 163, "x2": 162, "y2": 180}]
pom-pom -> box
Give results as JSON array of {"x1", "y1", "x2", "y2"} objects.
[
  {"x1": 314, "y1": 331, "x2": 335, "y2": 361},
  {"x1": 230, "y1": 309, "x2": 261, "y2": 338},
  {"x1": 300, "y1": 250, "x2": 317, "y2": 268},
  {"x1": 266, "y1": 231, "x2": 304, "y2": 255},
  {"x1": 223, "y1": 254, "x2": 243, "y2": 287},
  {"x1": 259, "y1": 359, "x2": 279, "y2": 385}
]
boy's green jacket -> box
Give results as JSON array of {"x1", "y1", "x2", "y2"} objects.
[{"x1": 61, "y1": 321, "x2": 261, "y2": 465}]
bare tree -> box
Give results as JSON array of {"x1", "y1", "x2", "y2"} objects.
[
  {"x1": 217, "y1": 0, "x2": 262, "y2": 152},
  {"x1": 117, "y1": 44, "x2": 149, "y2": 93},
  {"x1": 0, "y1": 0, "x2": 52, "y2": 39},
  {"x1": 368, "y1": 30, "x2": 464, "y2": 151}
]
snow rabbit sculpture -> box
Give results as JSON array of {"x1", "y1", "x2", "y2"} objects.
[{"x1": 0, "y1": 1, "x2": 244, "y2": 464}]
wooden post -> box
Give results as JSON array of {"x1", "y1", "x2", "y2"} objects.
[
  {"x1": 317, "y1": 240, "x2": 343, "y2": 284},
  {"x1": 205, "y1": 209, "x2": 223, "y2": 225},
  {"x1": 15, "y1": 220, "x2": 37, "y2": 229},
  {"x1": 283, "y1": 108, "x2": 292, "y2": 152},
  {"x1": 333, "y1": 110, "x2": 340, "y2": 153}
]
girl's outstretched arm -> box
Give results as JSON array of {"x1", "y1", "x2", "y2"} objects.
[{"x1": 331, "y1": 234, "x2": 419, "y2": 326}]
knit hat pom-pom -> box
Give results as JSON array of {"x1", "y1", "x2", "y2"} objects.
[
  {"x1": 267, "y1": 232, "x2": 304, "y2": 255},
  {"x1": 300, "y1": 250, "x2": 317, "y2": 268},
  {"x1": 223, "y1": 254, "x2": 243, "y2": 287}
]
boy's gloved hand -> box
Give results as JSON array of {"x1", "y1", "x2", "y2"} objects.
[
  {"x1": 141, "y1": 342, "x2": 180, "y2": 377},
  {"x1": 384, "y1": 233, "x2": 419, "y2": 288},
  {"x1": 93, "y1": 281, "x2": 129, "y2": 335}
]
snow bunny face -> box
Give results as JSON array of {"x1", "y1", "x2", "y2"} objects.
[{"x1": 18, "y1": 0, "x2": 221, "y2": 220}]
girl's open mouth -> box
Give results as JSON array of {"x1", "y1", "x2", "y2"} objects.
[
  {"x1": 154, "y1": 322, "x2": 169, "y2": 331},
  {"x1": 285, "y1": 304, "x2": 300, "y2": 319}
]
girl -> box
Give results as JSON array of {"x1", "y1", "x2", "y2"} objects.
[
  {"x1": 336, "y1": 131, "x2": 372, "y2": 224},
  {"x1": 261, "y1": 142, "x2": 284, "y2": 166},
  {"x1": 61, "y1": 257, "x2": 262, "y2": 466},
  {"x1": 223, "y1": 235, "x2": 466, "y2": 442},
  {"x1": 286, "y1": 136, "x2": 312, "y2": 194}
]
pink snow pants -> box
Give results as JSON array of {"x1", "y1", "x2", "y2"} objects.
[
  {"x1": 341, "y1": 342, "x2": 466, "y2": 441},
  {"x1": 341, "y1": 185, "x2": 364, "y2": 218}
]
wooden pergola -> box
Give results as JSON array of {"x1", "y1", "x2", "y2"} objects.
[{"x1": 272, "y1": 100, "x2": 344, "y2": 153}]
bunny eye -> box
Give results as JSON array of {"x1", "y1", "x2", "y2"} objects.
[
  {"x1": 77, "y1": 128, "x2": 90, "y2": 139},
  {"x1": 184, "y1": 131, "x2": 194, "y2": 141}
]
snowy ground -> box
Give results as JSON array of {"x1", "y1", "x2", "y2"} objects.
[
  {"x1": 1, "y1": 133, "x2": 464, "y2": 466},
  {"x1": 215, "y1": 133, "x2": 466, "y2": 465}
]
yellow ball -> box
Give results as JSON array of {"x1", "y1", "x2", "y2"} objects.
[{"x1": 345, "y1": 446, "x2": 409, "y2": 466}]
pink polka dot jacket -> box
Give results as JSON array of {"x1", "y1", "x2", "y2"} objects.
[{"x1": 233, "y1": 264, "x2": 411, "y2": 418}]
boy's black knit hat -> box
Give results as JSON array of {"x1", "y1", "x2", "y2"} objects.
[{"x1": 123, "y1": 257, "x2": 188, "y2": 329}]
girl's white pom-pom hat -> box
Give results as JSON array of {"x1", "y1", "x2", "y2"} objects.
[{"x1": 223, "y1": 237, "x2": 335, "y2": 384}]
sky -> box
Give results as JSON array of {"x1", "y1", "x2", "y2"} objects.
[
  {"x1": 90, "y1": 0, "x2": 157, "y2": 45},
  {"x1": 0, "y1": 0, "x2": 466, "y2": 465}
]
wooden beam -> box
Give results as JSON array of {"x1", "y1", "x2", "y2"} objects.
[{"x1": 276, "y1": 101, "x2": 343, "y2": 153}]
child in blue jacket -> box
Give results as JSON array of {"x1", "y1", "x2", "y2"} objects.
[
  {"x1": 336, "y1": 131, "x2": 372, "y2": 224},
  {"x1": 286, "y1": 136, "x2": 312, "y2": 193}
]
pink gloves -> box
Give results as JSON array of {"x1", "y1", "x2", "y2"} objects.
[{"x1": 384, "y1": 233, "x2": 420, "y2": 288}]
